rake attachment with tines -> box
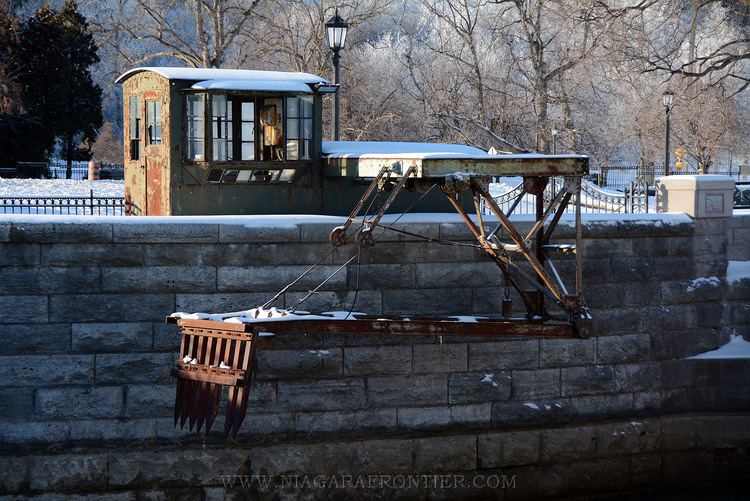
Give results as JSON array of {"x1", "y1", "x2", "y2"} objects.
[{"x1": 171, "y1": 323, "x2": 259, "y2": 436}]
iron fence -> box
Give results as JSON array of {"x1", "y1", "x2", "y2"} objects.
[
  {"x1": 588, "y1": 165, "x2": 742, "y2": 190},
  {"x1": 47, "y1": 161, "x2": 124, "y2": 180},
  {"x1": 0, "y1": 190, "x2": 126, "y2": 215},
  {"x1": 485, "y1": 177, "x2": 650, "y2": 216}
]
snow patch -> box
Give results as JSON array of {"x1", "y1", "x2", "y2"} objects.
[
  {"x1": 117, "y1": 66, "x2": 328, "y2": 85},
  {"x1": 727, "y1": 261, "x2": 750, "y2": 285},
  {"x1": 449, "y1": 316, "x2": 488, "y2": 323},
  {"x1": 0, "y1": 178, "x2": 124, "y2": 198},
  {"x1": 686, "y1": 276, "x2": 721, "y2": 293},
  {"x1": 687, "y1": 333, "x2": 750, "y2": 359},
  {"x1": 480, "y1": 374, "x2": 499, "y2": 388},
  {"x1": 523, "y1": 402, "x2": 540, "y2": 410},
  {"x1": 308, "y1": 350, "x2": 331, "y2": 356}
]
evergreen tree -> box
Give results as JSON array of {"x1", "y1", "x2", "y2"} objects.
[{"x1": 15, "y1": 1, "x2": 102, "y2": 178}]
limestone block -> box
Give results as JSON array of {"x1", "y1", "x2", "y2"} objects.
[
  {"x1": 491, "y1": 399, "x2": 573, "y2": 427},
  {"x1": 596, "y1": 334, "x2": 651, "y2": 364},
  {"x1": 218, "y1": 265, "x2": 345, "y2": 291},
  {"x1": 102, "y1": 266, "x2": 216, "y2": 293},
  {"x1": 0, "y1": 387, "x2": 34, "y2": 420},
  {"x1": 0, "y1": 243, "x2": 40, "y2": 265},
  {"x1": 539, "y1": 427, "x2": 596, "y2": 461},
  {"x1": 11, "y1": 223, "x2": 112, "y2": 243},
  {"x1": 468, "y1": 340, "x2": 539, "y2": 371},
  {"x1": 114, "y1": 224, "x2": 217, "y2": 243},
  {"x1": 29, "y1": 454, "x2": 108, "y2": 491},
  {"x1": 69, "y1": 418, "x2": 156, "y2": 442},
  {"x1": 343, "y1": 345, "x2": 411, "y2": 376},
  {"x1": 511, "y1": 368, "x2": 561, "y2": 399},
  {"x1": 295, "y1": 408, "x2": 396, "y2": 433},
  {"x1": 95, "y1": 353, "x2": 174, "y2": 384},
  {"x1": 412, "y1": 435, "x2": 476, "y2": 472},
  {"x1": 561, "y1": 365, "x2": 617, "y2": 396},
  {"x1": 413, "y1": 343, "x2": 468, "y2": 374},
  {"x1": 478, "y1": 430, "x2": 541, "y2": 468},
  {"x1": 220, "y1": 223, "x2": 300, "y2": 243},
  {"x1": 367, "y1": 374, "x2": 447, "y2": 407},
  {"x1": 36, "y1": 386, "x2": 123, "y2": 419},
  {"x1": 255, "y1": 348, "x2": 343, "y2": 380},
  {"x1": 397, "y1": 403, "x2": 491, "y2": 429},
  {"x1": 0, "y1": 354, "x2": 93, "y2": 387},
  {"x1": 448, "y1": 371, "x2": 511, "y2": 404},
  {"x1": 49, "y1": 294, "x2": 175, "y2": 323},
  {"x1": 0, "y1": 295, "x2": 48, "y2": 323},
  {"x1": 72, "y1": 322, "x2": 152, "y2": 353},
  {"x1": 0, "y1": 323, "x2": 71, "y2": 355},
  {"x1": 42, "y1": 243, "x2": 142, "y2": 266},
  {"x1": 276, "y1": 379, "x2": 365, "y2": 411},
  {"x1": 346, "y1": 263, "x2": 415, "y2": 289},
  {"x1": 539, "y1": 338, "x2": 595, "y2": 367},
  {"x1": 124, "y1": 384, "x2": 173, "y2": 418},
  {"x1": 382, "y1": 288, "x2": 473, "y2": 316},
  {"x1": 0, "y1": 266, "x2": 100, "y2": 294}
]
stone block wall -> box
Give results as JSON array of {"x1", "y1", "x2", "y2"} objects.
[
  {"x1": 0, "y1": 213, "x2": 749, "y2": 499},
  {"x1": 727, "y1": 212, "x2": 750, "y2": 339}
]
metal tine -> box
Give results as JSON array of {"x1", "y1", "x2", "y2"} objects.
[
  {"x1": 180, "y1": 380, "x2": 193, "y2": 428},
  {"x1": 188, "y1": 333, "x2": 207, "y2": 431},
  {"x1": 223, "y1": 338, "x2": 238, "y2": 436},
  {"x1": 179, "y1": 331, "x2": 197, "y2": 428},
  {"x1": 174, "y1": 378, "x2": 185, "y2": 426},
  {"x1": 231, "y1": 387, "x2": 245, "y2": 436},
  {"x1": 196, "y1": 335, "x2": 217, "y2": 432},
  {"x1": 174, "y1": 327, "x2": 190, "y2": 426},
  {"x1": 206, "y1": 384, "x2": 221, "y2": 432},
  {"x1": 224, "y1": 387, "x2": 238, "y2": 437},
  {"x1": 206, "y1": 336, "x2": 226, "y2": 432},
  {"x1": 195, "y1": 383, "x2": 209, "y2": 433},
  {"x1": 234, "y1": 333, "x2": 259, "y2": 435},
  {"x1": 202, "y1": 336, "x2": 220, "y2": 433}
]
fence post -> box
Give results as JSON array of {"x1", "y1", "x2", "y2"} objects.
[{"x1": 90, "y1": 189, "x2": 94, "y2": 215}]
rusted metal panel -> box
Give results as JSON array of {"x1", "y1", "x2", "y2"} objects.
[
  {"x1": 421, "y1": 156, "x2": 588, "y2": 177},
  {"x1": 167, "y1": 316, "x2": 577, "y2": 338},
  {"x1": 122, "y1": 72, "x2": 171, "y2": 215},
  {"x1": 324, "y1": 155, "x2": 588, "y2": 179}
]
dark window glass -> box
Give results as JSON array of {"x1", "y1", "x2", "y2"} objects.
[
  {"x1": 146, "y1": 100, "x2": 162, "y2": 145},
  {"x1": 129, "y1": 96, "x2": 141, "y2": 160}
]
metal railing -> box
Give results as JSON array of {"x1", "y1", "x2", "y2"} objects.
[
  {"x1": 0, "y1": 190, "x2": 126, "y2": 215},
  {"x1": 48, "y1": 161, "x2": 124, "y2": 180},
  {"x1": 485, "y1": 177, "x2": 650, "y2": 216},
  {"x1": 588, "y1": 165, "x2": 742, "y2": 190}
]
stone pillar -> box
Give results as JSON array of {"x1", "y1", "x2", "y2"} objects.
[
  {"x1": 656, "y1": 175, "x2": 736, "y2": 341},
  {"x1": 655, "y1": 175, "x2": 735, "y2": 218}
]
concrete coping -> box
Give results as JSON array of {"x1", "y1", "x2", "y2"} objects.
[{"x1": 1, "y1": 212, "x2": 695, "y2": 244}]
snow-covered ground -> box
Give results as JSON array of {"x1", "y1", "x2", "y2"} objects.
[
  {"x1": 688, "y1": 333, "x2": 750, "y2": 359},
  {"x1": 0, "y1": 178, "x2": 124, "y2": 198}
]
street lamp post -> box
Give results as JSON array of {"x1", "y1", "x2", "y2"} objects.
[
  {"x1": 662, "y1": 91, "x2": 674, "y2": 177},
  {"x1": 551, "y1": 126, "x2": 558, "y2": 155},
  {"x1": 325, "y1": 8, "x2": 348, "y2": 141}
]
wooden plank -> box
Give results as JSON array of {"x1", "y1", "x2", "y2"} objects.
[{"x1": 171, "y1": 366, "x2": 246, "y2": 386}]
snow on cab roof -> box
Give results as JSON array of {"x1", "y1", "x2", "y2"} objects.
[
  {"x1": 190, "y1": 79, "x2": 316, "y2": 94},
  {"x1": 322, "y1": 141, "x2": 589, "y2": 160},
  {"x1": 322, "y1": 141, "x2": 490, "y2": 160},
  {"x1": 115, "y1": 66, "x2": 329, "y2": 86}
]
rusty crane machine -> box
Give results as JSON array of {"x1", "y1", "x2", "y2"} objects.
[{"x1": 167, "y1": 149, "x2": 592, "y2": 436}]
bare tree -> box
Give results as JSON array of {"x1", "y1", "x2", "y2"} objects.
[{"x1": 87, "y1": 0, "x2": 262, "y2": 68}]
